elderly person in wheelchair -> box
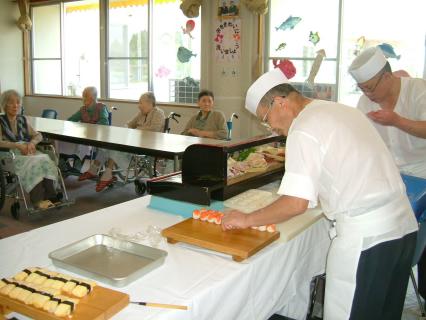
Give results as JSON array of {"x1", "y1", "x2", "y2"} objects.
[
  {"x1": 79, "y1": 91, "x2": 165, "y2": 192},
  {"x1": 0, "y1": 90, "x2": 60, "y2": 209},
  {"x1": 58, "y1": 86, "x2": 109, "y2": 175}
]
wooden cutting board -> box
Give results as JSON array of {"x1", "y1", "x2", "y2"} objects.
[
  {"x1": 162, "y1": 218, "x2": 280, "y2": 262},
  {"x1": 0, "y1": 286, "x2": 129, "y2": 320}
]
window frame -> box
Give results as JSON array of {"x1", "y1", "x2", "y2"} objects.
[{"x1": 26, "y1": 0, "x2": 203, "y2": 106}]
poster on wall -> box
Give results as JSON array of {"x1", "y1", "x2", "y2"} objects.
[
  {"x1": 214, "y1": 19, "x2": 241, "y2": 62},
  {"x1": 217, "y1": 0, "x2": 240, "y2": 18}
]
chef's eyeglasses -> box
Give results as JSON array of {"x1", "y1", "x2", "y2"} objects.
[
  {"x1": 358, "y1": 71, "x2": 385, "y2": 94},
  {"x1": 260, "y1": 96, "x2": 285, "y2": 131}
]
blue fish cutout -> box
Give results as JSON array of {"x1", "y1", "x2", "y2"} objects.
[
  {"x1": 378, "y1": 43, "x2": 401, "y2": 60},
  {"x1": 309, "y1": 31, "x2": 320, "y2": 46},
  {"x1": 177, "y1": 46, "x2": 197, "y2": 63},
  {"x1": 275, "y1": 16, "x2": 301, "y2": 31}
]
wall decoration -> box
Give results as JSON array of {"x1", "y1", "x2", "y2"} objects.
[
  {"x1": 309, "y1": 32, "x2": 320, "y2": 46},
  {"x1": 378, "y1": 43, "x2": 401, "y2": 59},
  {"x1": 214, "y1": 19, "x2": 241, "y2": 62},
  {"x1": 272, "y1": 59, "x2": 296, "y2": 79},
  {"x1": 155, "y1": 66, "x2": 171, "y2": 78},
  {"x1": 275, "y1": 42, "x2": 287, "y2": 51},
  {"x1": 306, "y1": 49, "x2": 326, "y2": 87},
  {"x1": 242, "y1": 0, "x2": 268, "y2": 15},
  {"x1": 275, "y1": 16, "x2": 301, "y2": 31},
  {"x1": 181, "y1": 20, "x2": 195, "y2": 39},
  {"x1": 177, "y1": 46, "x2": 197, "y2": 63},
  {"x1": 218, "y1": 0, "x2": 240, "y2": 19}
]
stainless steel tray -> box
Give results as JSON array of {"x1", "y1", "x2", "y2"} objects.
[{"x1": 49, "y1": 234, "x2": 167, "y2": 287}]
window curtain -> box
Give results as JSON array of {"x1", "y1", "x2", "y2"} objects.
[{"x1": 17, "y1": 0, "x2": 32, "y2": 31}]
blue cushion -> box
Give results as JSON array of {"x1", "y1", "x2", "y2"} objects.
[{"x1": 401, "y1": 174, "x2": 426, "y2": 222}]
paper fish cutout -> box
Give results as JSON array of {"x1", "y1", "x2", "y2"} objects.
[
  {"x1": 378, "y1": 43, "x2": 401, "y2": 60},
  {"x1": 306, "y1": 49, "x2": 326, "y2": 87},
  {"x1": 155, "y1": 66, "x2": 171, "y2": 78},
  {"x1": 182, "y1": 20, "x2": 195, "y2": 39},
  {"x1": 276, "y1": 43, "x2": 287, "y2": 51},
  {"x1": 275, "y1": 16, "x2": 301, "y2": 31},
  {"x1": 177, "y1": 46, "x2": 197, "y2": 63},
  {"x1": 183, "y1": 76, "x2": 198, "y2": 87},
  {"x1": 309, "y1": 31, "x2": 320, "y2": 46}
]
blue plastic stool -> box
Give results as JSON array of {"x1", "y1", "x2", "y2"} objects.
[{"x1": 401, "y1": 173, "x2": 426, "y2": 316}]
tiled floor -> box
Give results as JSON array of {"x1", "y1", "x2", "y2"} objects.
[{"x1": 403, "y1": 268, "x2": 426, "y2": 320}]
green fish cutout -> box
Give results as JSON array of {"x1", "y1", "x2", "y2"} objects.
[
  {"x1": 177, "y1": 46, "x2": 197, "y2": 63},
  {"x1": 275, "y1": 16, "x2": 301, "y2": 31},
  {"x1": 309, "y1": 31, "x2": 320, "y2": 46},
  {"x1": 276, "y1": 43, "x2": 287, "y2": 51}
]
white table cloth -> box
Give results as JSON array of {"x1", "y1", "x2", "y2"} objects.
[{"x1": 0, "y1": 196, "x2": 331, "y2": 320}]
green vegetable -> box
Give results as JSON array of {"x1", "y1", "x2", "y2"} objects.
[{"x1": 236, "y1": 147, "x2": 256, "y2": 161}]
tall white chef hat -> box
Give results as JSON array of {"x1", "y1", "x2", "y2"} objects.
[
  {"x1": 349, "y1": 47, "x2": 387, "y2": 83},
  {"x1": 245, "y1": 68, "x2": 289, "y2": 115}
]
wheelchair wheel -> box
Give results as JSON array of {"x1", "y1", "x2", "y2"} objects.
[
  {"x1": 0, "y1": 161, "x2": 6, "y2": 212},
  {"x1": 11, "y1": 202, "x2": 20, "y2": 220},
  {"x1": 134, "y1": 179, "x2": 147, "y2": 195}
]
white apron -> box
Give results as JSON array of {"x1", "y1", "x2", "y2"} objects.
[{"x1": 324, "y1": 196, "x2": 416, "y2": 320}]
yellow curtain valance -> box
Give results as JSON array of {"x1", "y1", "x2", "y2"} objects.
[{"x1": 65, "y1": 0, "x2": 177, "y2": 14}]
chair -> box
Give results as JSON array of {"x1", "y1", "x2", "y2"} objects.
[
  {"x1": 41, "y1": 109, "x2": 58, "y2": 119},
  {"x1": 0, "y1": 144, "x2": 73, "y2": 219},
  {"x1": 401, "y1": 173, "x2": 426, "y2": 316}
]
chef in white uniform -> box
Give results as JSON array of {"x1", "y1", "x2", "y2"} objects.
[
  {"x1": 349, "y1": 46, "x2": 426, "y2": 308},
  {"x1": 349, "y1": 47, "x2": 426, "y2": 178},
  {"x1": 221, "y1": 67, "x2": 418, "y2": 319}
]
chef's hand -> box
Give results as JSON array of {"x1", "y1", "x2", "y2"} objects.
[
  {"x1": 367, "y1": 110, "x2": 400, "y2": 126},
  {"x1": 221, "y1": 210, "x2": 250, "y2": 231}
]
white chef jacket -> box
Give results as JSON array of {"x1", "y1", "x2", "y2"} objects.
[
  {"x1": 278, "y1": 100, "x2": 418, "y2": 249},
  {"x1": 357, "y1": 77, "x2": 426, "y2": 178}
]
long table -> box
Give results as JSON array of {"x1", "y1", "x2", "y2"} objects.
[
  {"x1": 0, "y1": 196, "x2": 331, "y2": 320},
  {"x1": 27, "y1": 117, "x2": 228, "y2": 170}
]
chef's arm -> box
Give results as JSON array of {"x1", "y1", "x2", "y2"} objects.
[
  {"x1": 395, "y1": 118, "x2": 426, "y2": 139},
  {"x1": 247, "y1": 195, "x2": 308, "y2": 227}
]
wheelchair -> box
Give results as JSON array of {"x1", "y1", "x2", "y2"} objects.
[
  {"x1": 0, "y1": 143, "x2": 73, "y2": 220},
  {"x1": 125, "y1": 111, "x2": 181, "y2": 195}
]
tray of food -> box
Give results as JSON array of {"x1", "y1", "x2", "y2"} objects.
[
  {"x1": 0, "y1": 267, "x2": 129, "y2": 319},
  {"x1": 49, "y1": 234, "x2": 167, "y2": 287}
]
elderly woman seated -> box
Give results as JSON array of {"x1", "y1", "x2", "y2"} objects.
[
  {"x1": 0, "y1": 90, "x2": 59, "y2": 209},
  {"x1": 181, "y1": 90, "x2": 227, "y2": 140},
  {"x1": 79, "y1": 91, "x2": 165, "y2": 192},
  {"x1": 59, "y1": 86, "x2": 109, "y2": 174}
]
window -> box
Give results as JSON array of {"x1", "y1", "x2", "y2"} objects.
[
  {"x1": 30, "y1": 0, "x2": 201, "y2": 103},
  {"x1": 266, "y1": 0, "x2": 425, "y2": 105}
]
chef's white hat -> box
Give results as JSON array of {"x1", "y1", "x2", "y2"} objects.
[
  {"x1": 349, "y1": 47, "x2": 387, "y2": 83},
  {"x1": 245, "y1": 68, "x2": 289, "y2": 115}
]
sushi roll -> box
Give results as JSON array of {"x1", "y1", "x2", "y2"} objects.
[
  {"x1": 32, "y1": 270, "x2": 51, "y2": 285},
  {"x1": 258, "y1": 225, "x2": 267, "y2": 232},
  {"x1": 71, "y1": 280, "x2": 96, "y2": 297},
  {"x1": 16, "y1": 284, "x2": 36, "y2": 302},
  {"x1": 192, "y1": 209, "x2": 201, "y2": 219},
  {"x1": 62, "y1": 278, "x2": 80, "y2": 294},
  {"x1": 13, "y1": 268, "x2": 33, "y2": 282},
  {"x1": 213, "y1": 213, "x2": 224, "y2": 225},
  {"x1": 43, "y1": 295, "x2": 64, "y2": 313},
  {"x1": 54, "y1": 297, "x2": 79, "y2": 317},
  {"x1": 0, "y1": 278, "x2": 11, "y2": 290},
  {"x1": 50, "y1": 275, "x2": 70, "y2": 290},
  {"x1": 0, "y1": 281, "x2": 17, "y2": 295},
  {"x1": 266, "y1": 224, "x2": 277, "y2": 233},
  {"x1": 251, "y1": 226, "x2": 259, "y2": 230},
  {"x1": 8, "y1": 283, "x2": 24, "y2": 299},
  {"x1": 32, "y1": 291, "x2": 54, "y2": 308},
  {"x1": 25, "y1": 268, "x2": 42, "y2": 283},
  {"x1": 200, "y1": 210, "x2": 210, "y2": 222},
  {"x1": 207, "y1": 211, "x2": 217, "y2": 223}
]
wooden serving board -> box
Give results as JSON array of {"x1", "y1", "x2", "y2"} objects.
[
  {"x1": 162, "y1": 218, "x2": 280, "y2": 262},
  {"x1": 0, "y1": 286, "x2": 129, "y2": 320}
]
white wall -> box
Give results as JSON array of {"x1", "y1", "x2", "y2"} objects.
[
  {"x1": 0, "y1": 1, "x2": 24, "y2": 94},
  {"x1": 18, "y1": 1, "x2": 269, "y2": 139}
]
